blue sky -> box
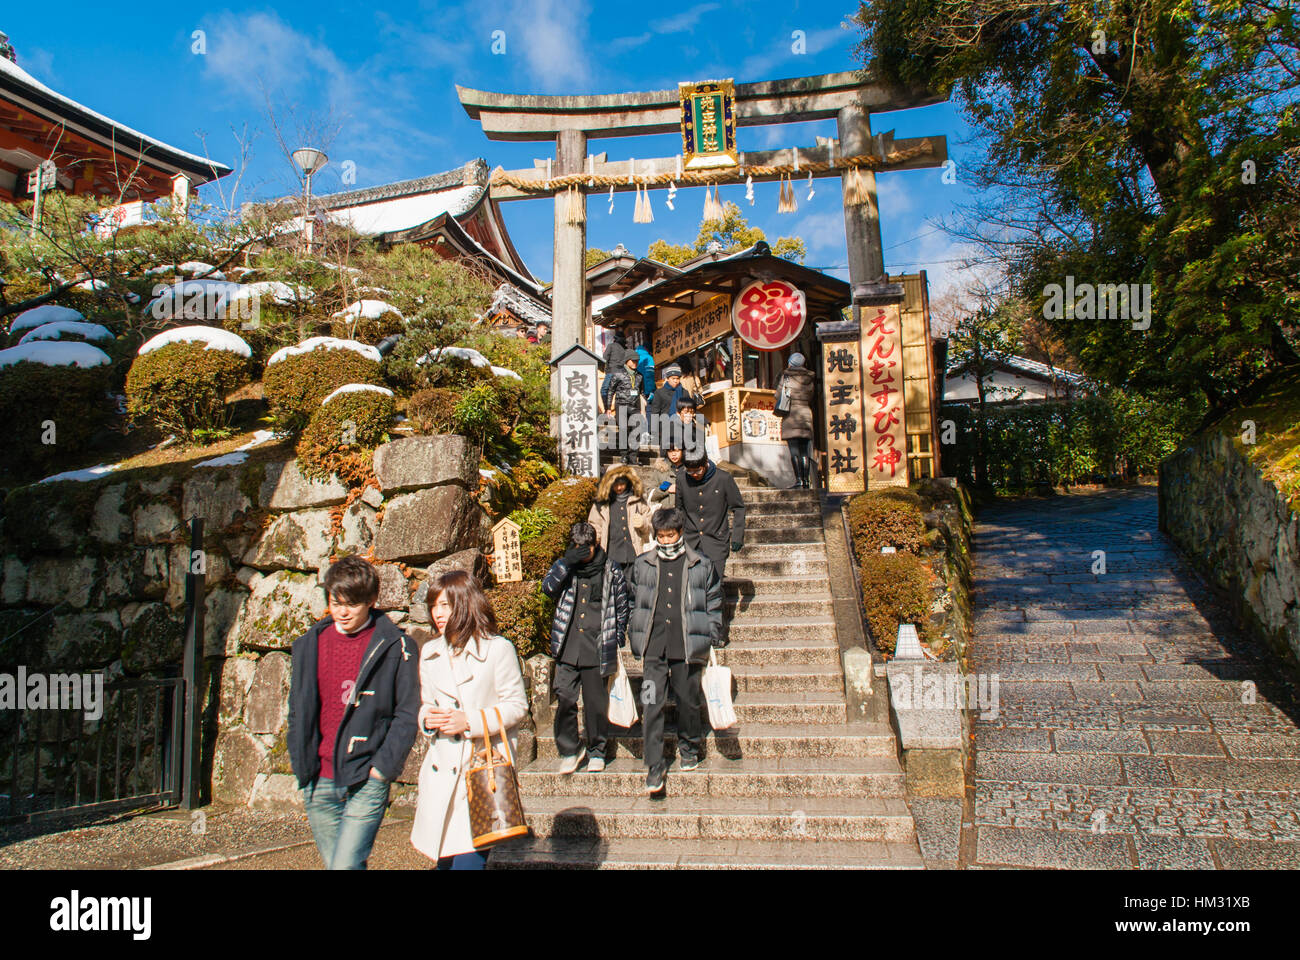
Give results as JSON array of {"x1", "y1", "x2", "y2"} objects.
[{"x1": 4, "y1": 1, "x2": 977, "y2": 294}]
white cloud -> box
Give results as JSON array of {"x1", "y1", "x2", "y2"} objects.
[
  {"x1": 492, "y1": 0, "x2": 593, "y2": 90},
  {"x1": 649, "y1": 5, "x2": 721, "y2": 34},
  {"x1": 739, "y1": 24, "x2": 854, "y2": 80},
  {"x1": 197, "y1": 11, "x2": 448, "y2": 198},
  {"x1": 17, "y1": 46, "x2": 58, "y2": 87}
]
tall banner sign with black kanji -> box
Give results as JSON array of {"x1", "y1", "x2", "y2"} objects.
[
  {"x1": 555, "y1": 348, "x2": 600, "y2": 478},
  {"x1": 862, "y1": 303, "x2": 908, "y2": 488},
  {"x1": 821, "y1": 337, "x2": 866, "y2": 493}
]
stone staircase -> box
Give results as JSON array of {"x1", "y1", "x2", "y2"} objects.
[{"x1": 491, "y1": 474, "x2": 921, "y2": 869}]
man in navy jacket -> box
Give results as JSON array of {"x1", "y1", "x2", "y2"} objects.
[{"x1": 288, "y1": 555, "x2": 420, "y2": 869}]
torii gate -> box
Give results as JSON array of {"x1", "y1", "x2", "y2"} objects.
[{"x1": 457, "y1": 71, "x2": 948, "y2": 489}]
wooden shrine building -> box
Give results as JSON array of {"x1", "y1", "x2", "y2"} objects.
[
  {"x1": 594, "y1": 244, "x2": 940, "y2": 487},
  {"x1": 0, "y1": 32, "x2": 230, "y2": 205}
]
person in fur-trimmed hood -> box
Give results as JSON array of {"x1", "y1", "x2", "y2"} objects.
[{"x1": 587, "y1": 463, "x2": 654, "y2": 574}]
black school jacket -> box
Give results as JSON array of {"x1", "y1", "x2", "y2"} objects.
[
  {"x1": 674, "y1": 461, "x2": 747, "y2": 546},
  {"x1": 288, "y1": 613, "x2": 420, "y2": 792}
]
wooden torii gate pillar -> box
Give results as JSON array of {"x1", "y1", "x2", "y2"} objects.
[{"x1": 457, "y1": 73, "x2": 948, "y2": 484}]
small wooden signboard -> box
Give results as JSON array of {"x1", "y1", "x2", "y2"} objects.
[{"x1": 492, "y1": 518, "x2": 523, "y2": 582}]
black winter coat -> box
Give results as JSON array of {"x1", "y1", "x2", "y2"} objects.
[
  {"x1": 288, "y1": 614, "x2": 420, "y2": 790},
  {"x1": 674, "y1": 462, "x2": 747, "y2": 547},
  {"x1": 601, "y1": 366, "x2": 641, "y2": 409},
  {"x1": 541, "y1": 558, "x2": 631, "y2": 677},
  {"x1": 624, "y1": 545, "x2": 723, "y2": 664}
]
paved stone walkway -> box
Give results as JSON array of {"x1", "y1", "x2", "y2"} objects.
[{"x1": 967, "y1": 486, "x2": 1300, "y2": 869}]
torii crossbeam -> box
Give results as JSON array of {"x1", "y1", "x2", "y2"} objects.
[{"x1": 455, "y1": 71, "x2": 948, "y2": 369}]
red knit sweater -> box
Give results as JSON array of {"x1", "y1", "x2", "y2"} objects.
[{"x1": 316, "y1": 618, "x2": 376, "y2": 781}]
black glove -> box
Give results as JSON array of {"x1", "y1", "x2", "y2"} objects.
[
  {"x1": 563, "y1": 546, "x2": 590, "y2": 567},
  {"x1": 730, "y1": 539, "x2": 744, "y2": 553},
  {"x1": 711, "y1": 637, "x2": 729, "y2": 649}
]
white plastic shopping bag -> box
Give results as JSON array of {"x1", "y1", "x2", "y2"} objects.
[
  {"x1": 607, "y1": 659, "x2": 638, "y2": 728},
  {"x1": 702, "y1": 647, "x2": 737, "y2": 730}
]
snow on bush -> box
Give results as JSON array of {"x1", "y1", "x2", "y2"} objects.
[
  {"x1": 416, "y1": 345, "x2": 523, "y2": 381},
  {"x1": 321, "y1": 383, "x2": 395, "y2": 406},
  {"x1": 8, "y1": 304, "x2": 85, "y2": 334},
  {"x1": 266, "y1": 336, "x2": 382, "y2": 365},
  {"x1": 138, "y1": 325, "x2": 252, "y2": 358},
  {"x1": 144, "y1": 278, "x2": 246, "y2": 323},
  {"x1": 333, "y1": 299, "x2": 403, "y2": 321},
  {"x1": 177, "y1": 261, "x2": 226, "y2": 279},
  {"x1": 18, "y1": 321, "x2": 115, "y2": 344},
  {"x1": 221, "y1": 281, "x2": 312, "y2": 308},
  {"x1": 263, "y1": 338, "x2": 385, "y2": 431},
  {"x1": 418, "y1": 345, "x2": 490, "y2": 367},
  {"x1": 0, "y1": 341, "x2": 111, "y2": 368}
]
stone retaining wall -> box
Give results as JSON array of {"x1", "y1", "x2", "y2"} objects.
[
  {"x1": 1159, "y1": 429, "x2": 1299, "y2": 668},
  {"x1": 0, "y1": 434, "x2": 519, "y2": 810}
]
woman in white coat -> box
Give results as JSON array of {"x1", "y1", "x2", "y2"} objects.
[{"x1": 410, "y1": 570, "x2": 528, "y2": 869}]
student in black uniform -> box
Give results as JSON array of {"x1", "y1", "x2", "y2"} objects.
[
  {"x1": 673, "y1": 452, "x2": 747, "y2": 577},
  {"x1": 540, "y1": 522, "x2": 631, "y2": 775},
  {"x1": 623, "y1": 507, "x2": 724, "y2": 795}
]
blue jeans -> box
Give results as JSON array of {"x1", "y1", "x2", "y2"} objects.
[
  {"x1": 436, "y1": 851, "x2": 489, "y2": 870},
  {"x1": 302, "y1": 775, "x2": 391, "y2": 870}
]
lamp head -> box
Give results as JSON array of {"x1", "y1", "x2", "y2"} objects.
[{"x1": 292, "y1": 147, "x2": 329, "y2": 177}]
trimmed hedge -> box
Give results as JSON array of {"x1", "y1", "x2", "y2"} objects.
[
  {"x1": 263, "y1": 346, "x2": 384, "y2": 431},
  {"x1": 125, "y1": 341, "x2": 250, "y2": 440},
  {"x1": 846, "y1": 490, "x2": 927, "y2": 556},
  {"x1": 856, "y1": 551, "x2": 935, "y2": 656},
  {"x1": 295, "y1": 389, "x2": 394, "y2": 481},
  {"x1": 520, "y1": 476, "x2": 598, "y2": 579},
  {"x1": 0, "y1": 360, "x2": 112, "y2": 480},
  {"x1": 488, "y1": 579, "x2": 555, "y2": 661}
]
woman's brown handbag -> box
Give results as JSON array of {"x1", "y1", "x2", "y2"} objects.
[{"x1": 465, "y1": 707, "x2": 530, "y2": 848}]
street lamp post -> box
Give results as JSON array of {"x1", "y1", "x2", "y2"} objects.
[{"x1": 292, "y1": 147, "x2": 328, "y2": 252}]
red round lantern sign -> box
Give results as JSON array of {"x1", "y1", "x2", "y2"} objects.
[{"x1": 731, "y1": 279, "x2": 806, "y2": 350}]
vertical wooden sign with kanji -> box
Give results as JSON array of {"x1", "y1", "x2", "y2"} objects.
[
  {"x1": 551, "y1": 344, "x2": 602, "y2": 478},
  {"x1": 819, "y1": 332, "x2": 867, "y2": 493},
  {"x1": 861, "y1": 302, "x2": 909, "y2": 488},
  {"x1": 492, "y1": 518, "x2": 523, "y2": 582}
]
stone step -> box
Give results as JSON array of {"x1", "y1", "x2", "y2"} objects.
[
  {"x1": 566, "y1": 687, "x2": 846, "y2": 727},
  {"x1": 729, "y1": 662, "x2": 844, "y2": 693},
  {"x1": 742, "y1": 501, "x2": 822, "y2": 518},
  {"x1": 490, "y1": 835, "x2": 922, "y2": 869},
  {"x1": 518, "y1": 795, "x2": 916, "y2": 843},
  {"x1": 721, "y1": 617, "x2": 839, "y2": 647},
  {"x1": 729, "y1": 542, "x2": 828, "y2": 561},
  {"x1": 535, "y1": 721, "x2": 897, "y2": 760},
  {"x1": 746, "y1": 514, "x2": 824, "y2": 530},
  {"x1": 725, "y1": 576, "x2": 833, "y2": 598},
  {"x1": 714, "y1": 636, "x2": 840, "y2": 665},
  {"x1": 739, "y1": 488, "x2": 822, "y2": 505},
  {"x1": 725, "y1": 557, "x2": 829, "y2": 579},
  {"x1": 726, "y1": 595, "x2": 834, "y2": 619},
  {"x1": 518, "y1": 755, "x2": 904, "y2": 799},
  {"x1": 744, "y1": 526, "x2": 825, "y2": 545}
]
